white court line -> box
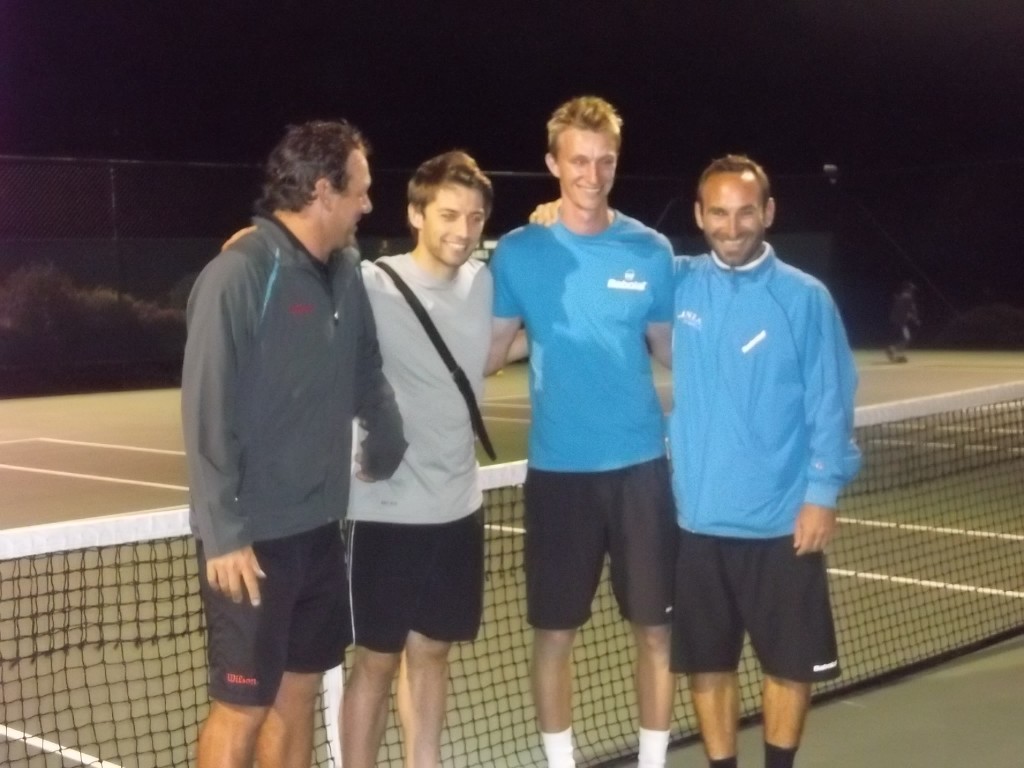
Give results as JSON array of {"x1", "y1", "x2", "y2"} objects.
[
  {"x1": 0, "y1": 464, "x2": 187, "y2": 492},
  {"x1": 482, "y1": 394, "x2": 532, "y2": 403},
  {"x1": 828, "y1": 568, "x2": 1024, "y2": 600},
  {"x1": 0, "y1": 724, "x2": 123, "y2": 768},
  {"x1": 940, "y1": 424, "x2": 1024, "y2": 436},
  {"x1": 486, "y1": 523, "x2": 525, "y2": 535},
  {"x1": 485, "y1": 520, "x2": 1024, "y2": 600},
  {"x1": 483, "y1": 416, "x2": 531, "y2": 424},
  {"x1": 961, "y1": 443, "x2": 1022, "y2": 455},
  {"x1": 839, "y1": 516, "x2": 1024, "y2": 543},
  {"x1": 0, "y1": 438, "x2": 44, "y2": 446},
  {"x1": 483, "y1": 517, "x2": 1024, "y2": 602},
  {"x1": 868, "y1": 438, "x2": 957, "y2": 449},
  {"x1": 835, "y1": 516, "x2": 1024, "y2": 599},
  {"x1": 867, "y1": 437, "x2": 1023, "y2": 456},
  {"x1": 36, "y1": 438, "x2": 185, "y2": 456}
]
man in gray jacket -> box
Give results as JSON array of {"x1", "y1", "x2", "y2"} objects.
[{"x1": 182, "y1": 119, "x2": 406, "y2": 768}]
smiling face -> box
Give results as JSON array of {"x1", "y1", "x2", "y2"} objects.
[
  {"x1": 409, "y1": 183, "x2": 487, "y2": 279},
  {"x1": 695, "y1": 170, "x2": 776, "y2": 267},
  {"x1": 545, "y1": 127, "x2": 618, "y2": 217}
]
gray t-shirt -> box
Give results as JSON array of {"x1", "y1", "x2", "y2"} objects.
[{"x1": 349, "y1": 252, "x2": 493, "y2": 524}]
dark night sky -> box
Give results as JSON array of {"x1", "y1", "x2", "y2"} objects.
[
  {"x1": 2, "y1": 0, "x2": 1024, "y2": 334},
  {"x1": 2, "y1": 1, "x2": 1022, "y2": 175}
]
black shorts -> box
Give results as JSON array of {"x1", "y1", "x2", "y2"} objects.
[
  {"x1": 524, "y1": 458, "x2": 676, "y2": 629},
  {"x1": 346, "y1": 510, "x2": 484, "y2": 653},
  {"x1": 671, "y1": 530, "x2": 840, "y2": 683},
  {"x1": 198, "y1": 522, "x2": 351, "y2": 706}
]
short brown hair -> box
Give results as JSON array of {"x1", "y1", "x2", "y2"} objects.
[
  {"x1": 696, "y1": 154, "x2": 772, "y2": 207},
  {"x1": 257, "y1": 120, "x2": 369, "y2": 213},
  {"x1": 407, "y1": 150, "x2": 493, "y2": 218},
  {"x1": 546, "y1": 96, "x2": 623, "y2": 156}
]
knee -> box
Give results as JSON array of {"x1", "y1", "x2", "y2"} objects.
[
  {"x1": 351, "y1": 649, "x2": 401, "y2": 689},
  {"x1": 633, "y1": 623, "x2": 671, "y2": 657},
  {"x1": 405, "y1": 633, "x2": 452, "y2": 669},
  {"x1": 275, "y1": 671, "x2": 323, "y2": 710},
  {"x1": 689, "y1": 671, "x2": 736, "y2": 695},
  {"x1": 203, "y1": 700, "x2": 269, "y2": 739},
  {"x1": 533, "y1": 628, "x2": 577, "y2": 660}
]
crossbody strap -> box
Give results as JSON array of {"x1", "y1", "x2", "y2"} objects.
[{"x1": 375, "y1": 260, "x2": 496, "y2": 461}]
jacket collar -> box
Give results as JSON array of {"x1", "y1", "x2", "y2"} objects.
[
  {"x1": 710, "y1": 242, "x2": 775, "y2": 276},
  {"x1": 255, "y1": 214, "x2": 334, "y2": 277}
]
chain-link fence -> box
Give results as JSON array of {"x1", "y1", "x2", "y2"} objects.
[
  {"x1": 0, "y1": 157, "x2": 257, "y2": 395},
  {"x1": 1, "y1": 155, "x2": 1021, "y2": 396}
]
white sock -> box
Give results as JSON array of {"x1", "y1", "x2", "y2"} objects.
[
  {"x1": 637, "y1": 727, "x2": 670, "y2": 768},
  {"x1": 541, "y1": 727, "x2": 576, "y2": 768}
]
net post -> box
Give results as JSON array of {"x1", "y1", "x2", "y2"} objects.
[{"x1": 322, "y1": 664, "x2": 344, "y2": 768}]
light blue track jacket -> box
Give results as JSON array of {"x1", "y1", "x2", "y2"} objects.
[{"x1": 669, "y1": 244, "x2": 861, "y2": 538}]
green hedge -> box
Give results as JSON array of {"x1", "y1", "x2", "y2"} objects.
[{"x1": 0, "y1": 263, "x2": 185, "y2": 394}]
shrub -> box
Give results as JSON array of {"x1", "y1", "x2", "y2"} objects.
[{"x1": 0, "y1": 262, "x2": 185, "y2": 371}]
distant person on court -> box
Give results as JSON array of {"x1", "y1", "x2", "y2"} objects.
[
  {"x1": 488, "y1": 96, "x2": 677, "y2": 768},
  {"x1": 343, "y1": 151, "x2": 519, "y2": 768},
  {"x1": 181, "y1": 120, "x2": 406, "y2": 768},
  {"x1": 669, "y1": 155, "x2": 861, "y2": 768},
  {"x1": 886, "y1": 280, "x2": 920, "y2": 363}
]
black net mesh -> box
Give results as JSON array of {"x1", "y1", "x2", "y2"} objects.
[{"x1": 2, "y1": 389, "x2": 1023, "y2": 767}]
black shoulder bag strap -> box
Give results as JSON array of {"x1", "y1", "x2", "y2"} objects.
[{"x1": 375, "y1": 260, "x2": 496, "y2": 460}]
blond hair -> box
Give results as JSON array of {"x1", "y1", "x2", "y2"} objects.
[{"x1": 546, "y1": 96, "x2": 623, "y2": 156}]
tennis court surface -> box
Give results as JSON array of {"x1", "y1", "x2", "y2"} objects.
[{"x1": 2, "y1": 350, "x2": 1023, "y2": 767}]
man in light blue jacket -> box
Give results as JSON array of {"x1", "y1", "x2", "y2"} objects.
[{"x1": 668, "y1": 155, "x2": 861, "y2": 768}]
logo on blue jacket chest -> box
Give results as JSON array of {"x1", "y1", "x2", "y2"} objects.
[{"x1": 676, "y1": 309, "x2": 702, "y2": 329}]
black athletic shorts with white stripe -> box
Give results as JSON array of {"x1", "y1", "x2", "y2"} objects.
[
  {"x1": 346, "y1": 510, "x2": 484, "y2": 653},
  {"x1": 671, "y1": 530, "x2": 841, "y2": 683}
]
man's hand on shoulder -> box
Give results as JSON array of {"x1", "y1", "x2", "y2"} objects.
[
  {"x1": 793, "y1": 503, "x2": 837, "y2": 555},
  {"x1": 529, "y1": 201, "x2": 561, "y2": 227},
  {"x1": 222, "y1": 225, "x2": 257, "y2": 252},
  {"x1": 205, "y1": 545, "x2": 266, "y2": 606}
]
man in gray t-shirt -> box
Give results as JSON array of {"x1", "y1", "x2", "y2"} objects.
[{"x1": 343, "y1": 151, "x2": 501, "y2": 768}]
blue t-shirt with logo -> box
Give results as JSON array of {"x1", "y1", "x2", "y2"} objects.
[{"x1": 491, "y1": 213, "x2": 673, "y2": 471}]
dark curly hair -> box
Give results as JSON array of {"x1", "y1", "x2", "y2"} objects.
[{"x1": 257, "y1": 120, "x2": 369, "y2": 213}]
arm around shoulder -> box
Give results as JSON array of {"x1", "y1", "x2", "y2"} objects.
[
  {"x1": 486, "y1": 316, "x2": 525, "y2": 375},
  {"x1": 645, "y1": 322, "x2": 672, "y2": 369}
]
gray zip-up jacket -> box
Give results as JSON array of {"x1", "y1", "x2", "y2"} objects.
[{"x1": 182, "y1": 216, "x2": 406, "y2": 557}]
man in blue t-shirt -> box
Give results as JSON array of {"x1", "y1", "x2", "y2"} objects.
[{"x1": 488, "y1": 96, "x2": 676, "y2": 768}]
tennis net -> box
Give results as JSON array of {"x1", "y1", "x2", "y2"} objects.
[{"x1": 2, "y1": 381, "x2": 1023, "y2": 767}]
